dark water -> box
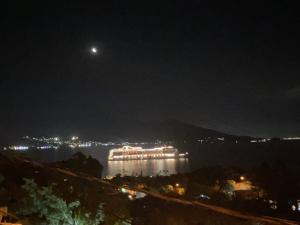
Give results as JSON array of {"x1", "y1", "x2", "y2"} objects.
[
  {"x1": 24, "y1": 147, "x2": 190, "y2": 177},
  {"x1": 23, "y1": 142, "x2": 300, "y2": 177}
]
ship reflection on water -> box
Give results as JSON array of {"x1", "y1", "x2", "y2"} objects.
[{"x1": 107, "y1": 158, "x2": 189, "y2": 177}]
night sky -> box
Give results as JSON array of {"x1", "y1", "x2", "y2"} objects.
[{"x1": 1, "y1": 1, "x2": 300, "y2": 140}]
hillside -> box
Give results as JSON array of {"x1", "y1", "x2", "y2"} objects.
[{"x1": 0, "y1": 151, "x2": 297, "y2": 225}]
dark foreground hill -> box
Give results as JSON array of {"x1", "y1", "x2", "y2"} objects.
[
  {"x1": 53, "y1": 152, "x2": 103, "y2": 178},
  {"x1": 0, "y1": 151, "x2": 297, "y2": 225}
]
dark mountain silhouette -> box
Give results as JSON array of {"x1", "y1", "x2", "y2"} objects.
[
  {"x1": 0, "y1": 119, "x2": 251, "y2": 144},
  {"x1": 90, "y1": 119, "x2": 251, "y2": 142}
]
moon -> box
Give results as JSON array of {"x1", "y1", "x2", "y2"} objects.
[{"x1": 90, "y1": 46, "x2": 98, "y2": 54}]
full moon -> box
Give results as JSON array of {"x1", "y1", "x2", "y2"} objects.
[{"x1": 90, "y1": 47, "x2": 98, "y2": 54}]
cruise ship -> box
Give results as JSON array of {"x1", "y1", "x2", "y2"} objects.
[{"x1": 108, "y1": 146, "x2": 188, "y2": 161}]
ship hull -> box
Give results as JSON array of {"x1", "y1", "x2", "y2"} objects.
[{"x1": 108, "y1": 146, "x2": 188, "y2": 161}]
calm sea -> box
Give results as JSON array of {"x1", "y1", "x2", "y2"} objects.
[{"x1": 23, "y1": 147, "x2": 190, "y2": 177}]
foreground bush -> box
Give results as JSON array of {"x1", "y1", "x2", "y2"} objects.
[{"x1": 18, "y1": 178, "x2": 105, "y2": 225}]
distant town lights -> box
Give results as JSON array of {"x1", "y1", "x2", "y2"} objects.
[
  {"x1": 283, "y1": 137, "x2": 300, "y2": 140},
  {"x1": 10, "y1": 146, "x2": 29, "y2": 151}
]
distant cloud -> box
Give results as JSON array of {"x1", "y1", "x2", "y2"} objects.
[{"x1": 285, "y1": 85, "x2": 300, "y2": 99}]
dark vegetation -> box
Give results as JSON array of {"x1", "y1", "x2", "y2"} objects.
[
  {"x1": 0, "y1": 152, "x2": 131, "y2": 225},
  {"x1": 18, "y1": 178, "x2": 106, "y2": 225},
  {"x1": 1, "y1": 144, "x2": 300, "y2": 224},
  {"x1": 111, "y1": 162, "x2": 300, "y2": 221},
  {"x1": 54, "y1": 152, "x2": 103, "y2": 178}
]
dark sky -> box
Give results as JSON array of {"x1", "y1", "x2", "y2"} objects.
[{"x1": 1, "y1": 1, "x2": 300, "y2": 140}]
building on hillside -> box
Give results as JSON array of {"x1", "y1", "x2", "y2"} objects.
[{"x1": 0, "y1": 207, "x2": 22, "y2": 225}]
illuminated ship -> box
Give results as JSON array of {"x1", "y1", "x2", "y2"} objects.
[{"x1": 108, "y1": 146, "x2": 188, "y2": 161}]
